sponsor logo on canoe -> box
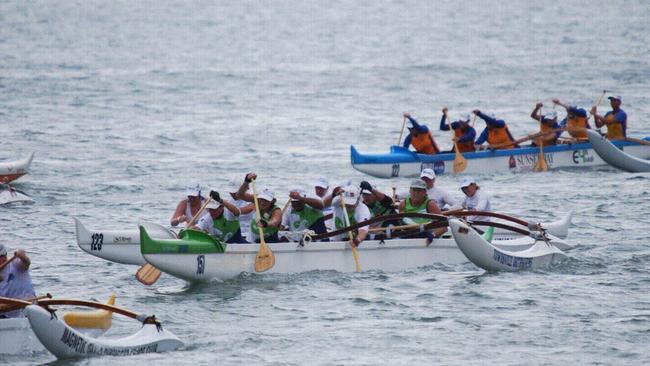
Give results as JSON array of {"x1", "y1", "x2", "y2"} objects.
[
  {"x1": 60, "y1": 327, "x2": 159, "y2": 355},
  {"x1": 391, "y1": 164, "x2": 400, "y2": 177},
  {"x1": 509, "y1": 153, "x2": 554, "y2": 169},
  {"x1": 420, "y1": 161, "x2": 445, "y2": 175},
  {"x1": 113, "y1": 236, "x2": 132, "y2": 243},
  {"x1": 493, "y1": 249, "x2": 532, "y2": 269},
  {"x1": 572, "y1": 149, "x2": 594, "y2": 164}
]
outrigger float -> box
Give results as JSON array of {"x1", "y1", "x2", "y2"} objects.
[
  {"x1": 350, "y1": 138, "x2": 650, "y2": 178},
  {"x1": 0, "y1": 296, "x2": 182, "y2": 359},
  {"x1": 0, "y1": 152, "x2": 35, "y2": 183},
  {"x1": 587, "y1": 130, "x2": 650, "y2": 173},
  {"x1": 0, "y1": 294, "x2": 115, "y2": 356},
  {"x1": 138, "y1": 212, "x2": 574, "y2": 283},
  {"x1": 74, "y1": 212, "x2": 572, "y2": 269}
]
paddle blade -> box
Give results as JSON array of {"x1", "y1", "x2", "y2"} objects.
[
  {"x1": 351, "y1": 246, "x2": 361, "y2": 272},
  {"x1": 254, "y1": 242, "x2": 275, "y2": 272},
  {"x1": 534, "y1": 140, "x2": 549, "y2": 172},
  {"x1": 453, "y1": 154, "x2": 468, "y2": 173},
  {"x1": 135, "y1": 263, "x2": 161, "y2": 285}
]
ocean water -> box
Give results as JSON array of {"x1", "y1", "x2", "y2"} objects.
[{"x1": 1, "y1": 0, "x2": 649, "y2": 364}]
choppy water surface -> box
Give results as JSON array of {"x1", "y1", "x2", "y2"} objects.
[{"x1": 1, "y1": 1, "x2": 649, "y2": 365}]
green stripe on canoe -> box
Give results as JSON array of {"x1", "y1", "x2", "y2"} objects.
[{"x1": 140, "y1": 226, "x2": 226, "y2": 255}]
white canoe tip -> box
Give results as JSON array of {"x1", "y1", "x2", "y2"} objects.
[{"x1": 74, "y1": 217, "x2": 92, "y2": 245}]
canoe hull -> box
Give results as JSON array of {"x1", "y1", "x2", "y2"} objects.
[
  {"x1": 25, "y1": 305, "x2": 183, "y2": 359},
  {"x1": 587, "y1": 130, "x2": 650, "y2": 172},
  {"x1": 0, "y1": 152, "x2": 35, "y2": 183},
  {"x1": 449, "y1": 219, "x2": 567, "y2": 271},
  {"x1": 351, "y1": 140, "x2": 650, "y2": 178}
]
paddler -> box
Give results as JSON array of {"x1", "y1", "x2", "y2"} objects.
[
  {"x1": 591, "y1": 95, "x2": 627, "y2": 140},
  {"x1": 193, "y1": 190, "x2": 246, "y2": 243},
  {"x1": 0, "y1": 244, "x2": 35, "y2": 318},
  {"x1": 281, "y1": 186, "x2": 328, "y2": 237},
  {"x1": 324, "y1": 184, "x2": 371, "y2": 247},
  {"x1": 459, "y1": 176, "x2": 492, "y2": 221},
  {"x1": 419, "y1": 168, "x2": 457, "y2": 210},
  {"x1": 403, "y1": 113, "x2": 440, "y2": 154},
  {"x1": 552, "y1": 98, "x2": 590, "y2": 139},
  {"x1": 359, "y1": 181, "x2": 399, "y2": 229},
  {"x1": 529, "y1": 103, "x2": 561, "y2": 146},
  {"x1": 440, "y1": 108, "x2": 476, "y2": 153},
  {"x1": 170, "y1": 183, "x2": 205, "y2": 227},
  {"x1": 398, "y1": 180, "x2": 446, "y2": 244},
  {"x1": 473, "y1": 110, "x2": 518, "y2": 149},
  {"x1": 312, "y1": 177, "x2": 334, "y2": 230},
  {"x1": 226, "y1": 179, "x2": 256, "y2": 243},
  {"x1": 236, "y1": 173, "x2": 283, "y2": 243}
]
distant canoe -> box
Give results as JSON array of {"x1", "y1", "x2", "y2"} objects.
[
  {"x1": 350, "y1": 139, "x2": 650, "y2": 178},
  {"x1": 0, "y1": 152, "x2": 34, "y2": 183},
  {"x1": 587, "y1": 130, "x2": 650, "y2": 172}
]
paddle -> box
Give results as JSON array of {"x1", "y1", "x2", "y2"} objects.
[
  {"x1": 135, "y1": 196, "x2": 213, "y2": 286},
  {"x1": 625, "y1": 137, "x2": 650, "y2": 146},
  {"x1": 251, "y1": 180, "x2": 275, "y2": 272},
  {"x1": 489, "y1": 127, "x2": 566, "y2": 150},
  {"x1": 339, "y1": 195, "x2": 362, "y2": 272},
  {"x1": 397, "y1": 115, "x2": 407, "y2": 146},
  {"x1": 0, "y1": 255, "x2": 17, "y2": 274},
  {"x1": 534, "y1": 139, "x2": 549, "y2": 172},
  {"x1": 0, "y1": 293, "x2": 52, "y2": 313},
  {"x1": 588, "y1": 90, "x2": 607, "y2": 121},
  {"x1": 445, "y1": 111, "x2": 468, "y2": 173}
]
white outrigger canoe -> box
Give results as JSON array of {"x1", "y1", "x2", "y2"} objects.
[
  {"x1": 140, "y1": 220, "x2": 572, "y2": 282},
  {"x1": 24, "y1": 305, "x2": 183, "y2": 359},
  {"x1": 75, "y1": 212, "x2": 571, "y2": 268},
  {"x1": 351, "y1": 139, "x2": 650, "y2": 178},
  {"x1": 0, "y1": 152, "x2": 35, "y2": 183},
  {"x1": 0, "y1": 295, "x2": 116, "y2": 356},
  {"x1": 449, "y1": 219, "x2": 571, "y2": 271},
  {"x1": 587, "y1": 130, "x2": 650, "y2": 172}
]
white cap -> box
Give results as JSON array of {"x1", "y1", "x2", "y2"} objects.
[
  {"x1": 207, "y1": 200, "x2": 222, "y2": 209},
  {"x1": 0, "y1": 243, "x2": 7, "y2": 257},
  {"x1": 257, "y1": 187, "x2": 275, "y2": 202},
  {"x1": 543, "y1": 111, "x2": 558, "y2": 121},
  {"x1": 410, "y1": 179, "x2": 427, "y2": 190},
  {"x1": 185, "y1": 183, "x2": 202, "y2": 197},
  {"x1": 420, "y1": 168, "x2": 436, "y2": 180},
  {"x1": 608, "y1": 95, "x2": 622, "y2": 101},
  {"x1": 460, "y1": 176, "x2": 476, "y2": 189},
  {"x1": 342, "y1": 185, "x2": 360, "y2": 205},
  {"x1": 312, "y1": 177, "x2": 329, "y2": 189},
  {"x1": 289, "y1": 186, "x2": 306, "y2": 201}
]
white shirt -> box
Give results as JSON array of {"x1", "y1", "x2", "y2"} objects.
[
  {"x1": 332, "y1": 197, "x2": 371, "y2": 241},
  {"x1": 196, "y1": 208, "x2": 238, "y2": 236},
  {"x1": 233, "y1": 199, "x2": 253, "y2": 241},
  {"x1": 426, "y1": 186, "x2": 458, "y2": 209},
  {"x1": 461, "y1": 189, "x2": 491, "y2": 221}
]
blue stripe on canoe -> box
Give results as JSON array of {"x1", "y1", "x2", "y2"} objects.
[{"x1": 351, "y1": 138, "x2": 650, "y2": 165}]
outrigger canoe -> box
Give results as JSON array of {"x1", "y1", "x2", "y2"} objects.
[
  {"x1": 75, "y1": 212, "x2": 571, "y2": 268},
  {"x1": 351, "y1": 139, "x2": 650, "y2": 178},
  {"x1": 587, "y1": 130, "x2": 650, "y2": 172},
  {"x1": 0, "y1": 152, "x2": 35, "y2": 183},
  {"x1": 449, "y1": 219, "x2": 571, "y2": 271},
  {"x1": 24, "y1": 305, "x2": 182, "y2": 359},
  {"x1": 139, "y1": 219, "x2": 571, "y2": 282},
  {"x1": 0, "y1": 295, "x2": 116, "y2": 356}
]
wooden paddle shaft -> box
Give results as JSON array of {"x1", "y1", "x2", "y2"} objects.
[
  {"x1": 186, "y1": 197, "x2": 213, "y2": 228},
  {"x1": 397, "y1": 115, "x2": 407, "y2": 145},
  {"x1": 0, "y1": 255, "x2": 17, "y2": 272}
]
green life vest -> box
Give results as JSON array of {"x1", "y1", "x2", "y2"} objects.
[
  {"x1": 251, "y1": 205, "x2": 280, "y2": 241},
  {"x1": 212, "y1": 215, "x2": 241, "y2": 242},
  {"x1": 403, "y1": 197, "x2": 431, "y2": 224},
  {"x1": 335, "y1": 207, "x2": 358, "y2": 237},
  {"x1": 288, "y1": 205, "x2": 323, "y2": 232}
]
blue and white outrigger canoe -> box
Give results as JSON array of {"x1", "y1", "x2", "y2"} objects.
[{"x1": 350, "y1": 138, "x2": 650, "y2": 178}]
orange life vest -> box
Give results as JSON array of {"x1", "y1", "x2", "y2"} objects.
[
  {"x1": 454, "y1": 128, "x2": 475, "y2": 153},
  {"x1": 567, "y1": 116, "x2": 588, "y2": 139},
  {"x1": 539, "y1": 122, "x2": 558, "y2": 145},
  {"x1": 487, "y1": 124, "x2": 515, "y2": 149},
  {"x1": 411, "y1": 131, "x2": 439, "y2": 154},
  {"x1": 605, "y1": 113, "x2": 625, "y2": 140}
]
